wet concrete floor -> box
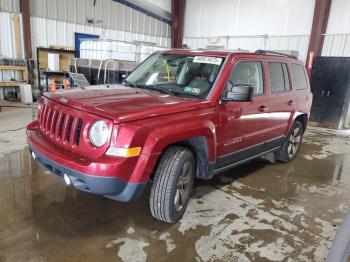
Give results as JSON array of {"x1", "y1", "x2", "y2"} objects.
[{"x1": 0, "y1": 127, "x2": 350, "y2": 261}]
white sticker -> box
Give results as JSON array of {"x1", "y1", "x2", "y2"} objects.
[{"x1": 193, "y1": 56, "x2": 222, "y2": 65}]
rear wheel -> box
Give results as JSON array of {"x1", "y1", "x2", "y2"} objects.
[
  {"x1": 277, "y1": 121, "x2": 303, "y2": 163},
  {"x1": 150, "y1": 146, "x2": 195, "y2": 223}
]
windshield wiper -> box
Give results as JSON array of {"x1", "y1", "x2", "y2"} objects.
[
  {"x1": 134, "y1": 84, "x2": 176, "y2": 96},
  {"x1": 123, "y1": 80, "x2": 136, "y2": 88}
]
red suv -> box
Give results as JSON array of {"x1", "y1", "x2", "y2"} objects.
[{"x1": 27, "y1": 49, "x2": 312, "y2": 223}]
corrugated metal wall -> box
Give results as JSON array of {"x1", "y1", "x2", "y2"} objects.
[
  {"x1": 322, "y1": 0, "x2": 350, "y2": 56},
  {"x1": 184, "y1": 35, "x2": 310, "y2": 62},
  {"x1": 145, "y1": 0, "x2": 170, "y2": 13},
  {"x1": 0, "y1": 11, "x2": 24, "y2": 58},
  {"x1": 30, "y1": 0, "x2": 170, "y2": 38},
  {"x1": 0, "y1": 0, "x2": 20, "y2": 13},
  {"x1": 0, "y1": 11, "x2": 24, "y2": 88},
  {"x1": 183, "y1": 0, "x2": 315, "y2": 62},
  {"x1": 30, "y1": 16, "x2": 170, "y2": 55}
]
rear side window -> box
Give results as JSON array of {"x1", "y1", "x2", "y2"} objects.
[
  {"x1": 268, "y1": 62, "x2": 290, "y2": 93},
  {"x1": 291, "y1": 64, "x2": 308, "y2": 90},
  {"x1": 229, "y1": 61, "x2": 264, "y2": 95}
]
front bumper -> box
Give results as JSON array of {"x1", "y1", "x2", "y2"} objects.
[
  {"x1": 26, "y1": 120, "x2": 157, "y2": 202},
  {"x1": 29, "y1": 145, "x2": 147, "y2": 201}
]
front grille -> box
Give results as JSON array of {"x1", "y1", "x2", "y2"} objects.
[
  {"x1": 39, "y1": 103, "x2": 83, "y2": 147},
  {"x1": 75, "y1": 119, "x2": 83, "y2": 146},
  {"x1": 66, "y1": 116, "x2": 74, "y2": 142}
]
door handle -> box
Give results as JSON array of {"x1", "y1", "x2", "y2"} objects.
[
  {"x1": 258, "y1": 105, "x2": 268, "y2": 112},
  {"x1": 287, "y1": 100, "x2": 295, "y2": 106}
]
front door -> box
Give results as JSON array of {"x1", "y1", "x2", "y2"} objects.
[{"x1": 216, "y1": 59, "x2": 270, "y2": 169}]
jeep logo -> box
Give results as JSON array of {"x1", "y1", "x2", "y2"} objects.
[{"x1": 59, "y1": 97, "x2": 69, "y2": 103}]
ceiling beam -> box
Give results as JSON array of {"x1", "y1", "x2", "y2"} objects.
[{"x1": 306, "y1": 0, "x2": 332, "y2": 74}]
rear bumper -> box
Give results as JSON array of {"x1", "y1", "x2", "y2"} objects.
[{"x1": 29, "y1": 145, "x2": 147, "y2": 201}]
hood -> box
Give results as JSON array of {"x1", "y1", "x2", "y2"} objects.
[{"x1": 44, "y1": 85, "x2": 212, "y2": 123}]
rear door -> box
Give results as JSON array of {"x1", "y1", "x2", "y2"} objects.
[
  {"x1": 265, "y1": 60, "x2": 295, "y2": 148},
  {"x1": 216, "y1": 58, "x2": 271, "y2": 168}
]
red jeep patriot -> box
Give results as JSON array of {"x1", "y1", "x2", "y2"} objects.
[{"x1": 27, "y1": 49, "x2": 312, "y2": 223}]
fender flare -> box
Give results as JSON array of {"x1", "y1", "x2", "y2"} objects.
[
  {"x1": 286, "y1": 111, "x2": 309, "y2": 135},
  {"x1": 142, "y1": 120, "x2": 217, "y2": 179}
]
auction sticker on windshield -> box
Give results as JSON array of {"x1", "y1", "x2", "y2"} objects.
[{"x1": 193, "y1": 56, "x2": 222, "y2": 65}]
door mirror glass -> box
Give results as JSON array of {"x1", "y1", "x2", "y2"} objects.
[{"x1": 222, "y1": 83, "x2": 253, "y2": 102}]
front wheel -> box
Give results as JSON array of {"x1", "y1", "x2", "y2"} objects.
[
  {"x1": 150, "y1": 146, "x2": 195, "y2": 223},
  {"x1": 277, "y1": 121, "x2": 304, "y2": 163}
]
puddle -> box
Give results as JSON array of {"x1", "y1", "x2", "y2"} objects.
[{"x1": 0, "y1": 127, "x2": 350, "y2": 262}]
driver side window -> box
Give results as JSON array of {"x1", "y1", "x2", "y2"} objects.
[{"x1": 228, "y1": 61, "x2": 264, "y2": 95}]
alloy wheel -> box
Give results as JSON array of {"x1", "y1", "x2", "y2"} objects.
[
  {"x1": 288, "y1": 127, "x2": 301, "y2": 159},
  {"x1": 174, "y1": 161, "x2": 192, "y2": 212}
]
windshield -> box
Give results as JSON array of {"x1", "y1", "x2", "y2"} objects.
[{"x1": 125, "y1": 53, "x2": 224, "y2": 99}]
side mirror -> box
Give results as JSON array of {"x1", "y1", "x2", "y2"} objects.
[{"x1": 222, "y1": 84, "x2": 253, "y2": 102}]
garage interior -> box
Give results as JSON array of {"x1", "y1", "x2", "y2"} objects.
[{"x1": 1, "y1": 0, "x2": 350, "y2": 261}]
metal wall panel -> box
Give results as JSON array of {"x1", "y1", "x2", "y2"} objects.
[
  {"x1": 32, "y1": 0, "x2": 47, "y2": 17},
  {"x1": 0, "y1": 0, "x2": 20, "y2": 13},
  {"x1": 30, "y1": 16, "x2": 170, "y2": 57},
  {"x1": 110, "y1": 1, "x2": 119, "y2": 29},
  {"x1": 30, "y1": 0, "x2": 169, "y2": 37},
  {"x1": 76, "y1": 0, "x2": 86, "y2": 25},
  {"x1": 131, "y1": 9, "x2": 137, "y2": 32},
  {"x1": 0, "y1": 12, "x2": 24, "y2": 85},
  {"x1": 184, "y1": 0, "x2": 315, "y2": 37},
  {"x1": 102, "y1": 0, "x2": 111, "y2": 27},
  {"x1": 124, "y1": 5, "x2": 132, "y2": 32},
  {"x1": 93, "y1": 0, "x2": 103, "y2": 24},
  {"x1": 137, "y1": 10, "x2": 144, "y2": 34},
  {"x1": 150, "y1": 17, "x2": 156, "y2": 36},
  {"x1": 322, "y1": 34, "x2": 350, "y2": 56},
  {"x1": 321, "y1": 0, "x2": 350, "y2": 56},
  {"x1": 145, "y1": 0, "x2": 170, "y2": 13},
  {"x1": 46, "y1": 0, "x2": 57, "y2": 19},
  {"x1": 183, "y1": 0, "x2": 315, "y2": 63},
  {"x1": 0, "y1": 12, "x2": 24, "y2": 58},
  {"x1": 183, "y1": 35, "x2": 310, "y2": 63},
  {"x1": 117, "y1": 2, "x2": 125, "y2": 30},
  {"x1": 67, "y1": 0, "x2": 77, "y2": 23},
  {"x1": 326, "y1": 0, "x2": 350, "y2": 34},
  {"x1": 84, "y1": 0, "x2": 93, "y2": 23},
  {"x1": 57, "y1": 0, "x2": 68, "y2": 21}
]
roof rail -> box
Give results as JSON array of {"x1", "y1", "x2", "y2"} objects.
[{"x1": 255, "y1": 49, "x2": 297, "y2": 59}]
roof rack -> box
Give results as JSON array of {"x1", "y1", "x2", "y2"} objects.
[{"x1": 255, "y1": 49, "x2": 297, "y2": 59}]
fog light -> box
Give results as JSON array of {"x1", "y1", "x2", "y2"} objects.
[
  {"x1": 63, "y1": 173, "x2": 71, "y2": 185},
  {"x1": 31, "y1": 151, "x2": 36, "y2": 160}
]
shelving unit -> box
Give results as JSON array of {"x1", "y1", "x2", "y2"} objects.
[
  {"x1": 0, "y1": 65, "x2": 28, "y2": 87},
  {"x1": 37, "y1": 47, "x2": 76, "y2": 92}
]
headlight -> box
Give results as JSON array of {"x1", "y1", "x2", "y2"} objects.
[{"x1": 89, "y1": 120, "x2": 109, "y2": 147}]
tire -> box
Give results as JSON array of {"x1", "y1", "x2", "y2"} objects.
[
  {"x1": 150, "y1": 146, "x2": 195, "y2": 223},
  {"x1": 277, "y1": 121, "x2": 304, "y2": 163}
]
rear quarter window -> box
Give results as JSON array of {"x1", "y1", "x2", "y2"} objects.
[{"x1": 291, "y1": 64, "x2": 308, "y2": 90}]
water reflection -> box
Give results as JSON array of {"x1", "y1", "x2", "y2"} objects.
[
  {"x1": 0, "y1": 149, "x2": 69, "y2": 230},
  {"x1": 0, "y1": 147, "x2": 350, "y2": 261},
  {"x1": 1, "y1": 148, "x2": 350, "y2": 228}
]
